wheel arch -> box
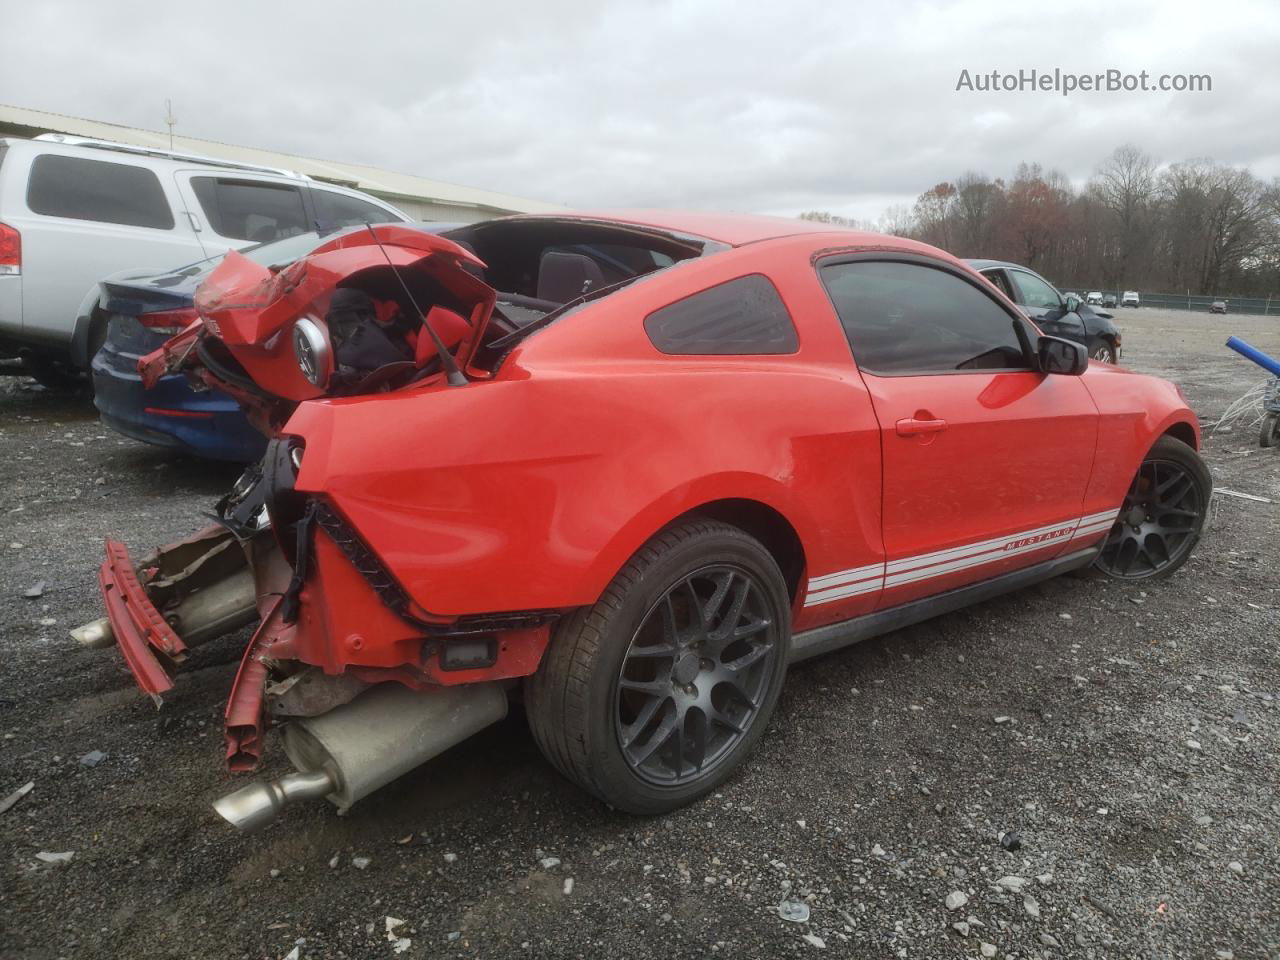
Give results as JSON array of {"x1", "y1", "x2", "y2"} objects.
[
  {"x1": 1161, "y1": 418, "x2": 1199, "y2": 451},
  {"x1": 670, "y1": 498, "x2": 806, "y2": 601}
]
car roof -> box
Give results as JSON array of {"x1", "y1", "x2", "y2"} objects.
[{"x1": 509, "y1": 209, "x2": 892, "y2": 247}]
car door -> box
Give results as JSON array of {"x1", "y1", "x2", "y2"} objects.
[
  {"x1": 819, "y1": 255, "x2": 1100, "y2": 608},
  {"x1": 1007, "y1": 268, "x2": 1090, "y2": 349}
]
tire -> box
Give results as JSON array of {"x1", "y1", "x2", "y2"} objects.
[
  {"x1": 1260, "y1": 412, "x2": 1280, "y2": 448},
  {"x1": 526, "y1": 518, "x2": 791, "y2": 814},
  {"x1": 1091, "y1": 340, "x2": 1117, "y2": 364},
  {"x1": 1090, "y1": 435, "x2": 1211, "y2": 581},
  {"x1": 24, "y1": 354, "x2": 86, "y2": 393}
]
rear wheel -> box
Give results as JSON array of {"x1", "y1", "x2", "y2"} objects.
[
  {"x1": 24, "y1": 354, "x2": 85, "y2": 393},
  {"x1": 526, "y1": 519, "x2": 790, "y2": 813},
  {"x1": 1260, "y1": 412, "x2": 1279, "y2": 448},
  {"x1": 1091, "y1": 436, "x2": 1211, "y2": 580}
]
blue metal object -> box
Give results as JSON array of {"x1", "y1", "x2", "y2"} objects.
[{"x1": 1226, "y1": 336, "x2": 1280, "y2": 377}]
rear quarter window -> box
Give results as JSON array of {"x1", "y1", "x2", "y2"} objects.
[
  {"x1": 26, "y1": 154, "x2": 175, "y2": 229},
  {"x1": 311, "y1": 189, "x2": 399, "y2": 229},
  {"x1": 644, "y1": 274, "x2": 798, "y2": 355},
  {"x1": 191, "y1": 177, "x2": 309, "y2": 243}
]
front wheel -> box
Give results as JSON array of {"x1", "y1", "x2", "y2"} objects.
[
  {"x1": 1091, "y1": 341, "x2": 1117, "y2": 364},
  {"x1": 1091, "y1": 435, "x2": 1211, "y2": 580},
  {"x1": 526, "y1": 519, "x2": 791, "y2": 814}
]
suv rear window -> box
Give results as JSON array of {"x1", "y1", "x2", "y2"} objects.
[
  {"x1": 26, "y1": 154, "x2": 175, "y2": 229},
  {"x1": 191, "y1": 177, "x2": 309, "y2": 243},
  {"x1": 644, "y1": 274, "x2": 798, "y2": 355}
]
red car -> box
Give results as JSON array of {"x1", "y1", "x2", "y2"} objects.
[{"x1": 74, "y1": 213, "x2": 1211, "y2": 829}]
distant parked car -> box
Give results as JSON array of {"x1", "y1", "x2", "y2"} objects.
[
  {"x1": 92, "y1": 223, "x2": 460, "y2": 461},
  {"x1": 1210, "y1": 300, "x2": 1228, "y2": 314},
  {"x1": 1086, "y1": 291, "x2": 1103, "y2": 305},
  {"x1": 1102, "y1": 294, "x2": 1118, "y2": 308},
  {"x1": 0, "y1": 134, "x2": 410, "y2": 388},
  {"x1": 1121, "y1": 290, "x2": 1141, "y2": 307},
  {"x1": 967, "y1": 259, "x2": 1123, "y2": 363}
]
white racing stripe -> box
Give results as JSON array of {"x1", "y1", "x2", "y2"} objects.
[{"x1": 804, "y1": 507, "x2": 1120, "y2": 607}]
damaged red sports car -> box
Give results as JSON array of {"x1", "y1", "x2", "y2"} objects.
[{"x1": 73, "y1": 212, "x2": 1211, "y2": 829}]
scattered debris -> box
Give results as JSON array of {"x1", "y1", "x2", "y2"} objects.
[
  {"x1": 23, "y1": 580, "x2": 46, "y2": 598},
  {"x1": 539, "y1": 856, "x2": 561, "y2": 870},
  {"x1": 996, "y1": 875, "x2": 1028, "y2": 893},
  {"x1": 78, "y1": 750, "x2": 107, "y2": 767},
  {"x1": 994, "y1": 716, "x2": 1012, "y2": 724},
  {"x1": 351, "y1": 856, "x2": 371, "y2": 870},
  {"x1": 1023, "y1": 895, "x2": 1041, "y2": 918},
  {"x1": 281, "y1": 947, "x2": 300, "y2": 960},
  {"x1": 1186, "y1": 739, "x2": 1203, "y2": 751},
  {"x1": 384, "y1": 917, "x2": 411, "y2": 954},
  {"x1": 35, "y1": 850, "x2": 75, "y2": 864},
  {"x1": 562, "y1": 877, "x2": 574, "y2": 896},
  {"x1": 1228, "y1": 861, "x2": 1244, "y2": 875},
  {"x1": 945, "y1": 891, "x2": 969, "y2": 911},
  {"x1": 952, "y1": 921, "x2": 971, "y2": 937},
  {"x1": 802, "y1": 933, "x2": 826, "y2": 949},
  {"x1": 778, "y1": 901, "x2": 810, "y2": 922},
  {"x1": 395, "y1": 834, "x2": 414, "y2": 845},
  {"x1": 1214, "y1": 487, "x2": 1273, "y2": 504},
  {"x1": 980, "y1": 943, "x2": 997, "y2": 958},
  {"x1": 328, "y1": 854, "x2": 340, "y2": 869},
  {"x1": 999, "y1": 831, "x2": 1022, "y2": 851},
  {"x1": 0, "y1": 780, "x2": 34, "y2": 815},
  {"x1": 870, "y1": 843, "x2": 886, "y2": 857},
  {"x1": 1040, "y1": 932, "x2": 1061, "y2": 948},
  {"x1": 443, "y1": 852, "x2": 458, "y2": 863}
]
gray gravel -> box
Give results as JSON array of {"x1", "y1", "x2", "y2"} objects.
[{"x1": 1, "y1": 306, "x2": 1278, "y2": 959}]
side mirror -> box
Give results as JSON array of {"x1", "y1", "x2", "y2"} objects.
[
  {"x1": 1063, "y1": 293, "x2": 1082, "y2": 313},
  {"x1": 1038, "y1": 335, "x2": 1088, "y2": 375}
]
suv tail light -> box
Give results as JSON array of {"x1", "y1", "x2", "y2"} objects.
[
  {"x1": 0, "y1": 222, "x2": 19, "y2": 275},
  {"x1": 139, "y1": 307, "x2": 198, "y2": 335}
]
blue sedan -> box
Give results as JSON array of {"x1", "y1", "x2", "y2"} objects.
[{"x1": 92, "y1": 224, "x2": 454, "y2": 461}]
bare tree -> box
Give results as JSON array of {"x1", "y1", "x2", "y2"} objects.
[{"x1": 1093, "y1": 145, "x2": 1156, "y2": 287}]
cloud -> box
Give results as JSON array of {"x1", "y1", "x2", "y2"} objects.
[{"x1": 1, "y1": 0, "x2": 1276, "y2": 220}]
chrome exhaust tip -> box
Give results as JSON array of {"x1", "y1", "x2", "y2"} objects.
[
  {"x1": 70, "y1": 617, "x2": 115, "y2": 649},
  {"x1": 211, "y1": 768, "x2": 335, "y2": 832}
]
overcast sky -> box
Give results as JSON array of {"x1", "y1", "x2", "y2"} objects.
[{"x1": 2, "y1": 0, "x2": 1277, "y2": 222}]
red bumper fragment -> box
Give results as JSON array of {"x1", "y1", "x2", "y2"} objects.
[{"x1": 98, "y1": 540, "x2": 189, "y2": 704}]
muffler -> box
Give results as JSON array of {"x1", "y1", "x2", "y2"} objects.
[{"x1": 212, "y1": 681, "x2": 508, "y2": 831}]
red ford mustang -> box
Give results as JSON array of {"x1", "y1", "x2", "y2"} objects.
[{"x1": 74, "y1": 212, "x2": 1211, "y2": 829}]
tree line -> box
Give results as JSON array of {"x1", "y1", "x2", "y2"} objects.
[{"x1": 801, "y1": 146, "x2": 1280, "y2": 298}]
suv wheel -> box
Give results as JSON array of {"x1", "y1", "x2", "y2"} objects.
[
  {"x1": 526, "y1": 519, "x2": 790, "y2": 813},
  {"x1": 1091, "y1": 435, "x2": 1211, "y2": 580},
  {"x1": 1091, "y1": 341, "x2": 1117, "y2": 364}
]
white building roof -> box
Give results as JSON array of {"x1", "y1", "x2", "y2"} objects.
[{"x1": 0, "y1": 103, "x2": 564, "y2": 217}]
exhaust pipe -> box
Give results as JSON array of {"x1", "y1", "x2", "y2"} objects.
[{"x1": 212, "y1": 681, "x2": 508, "y2": 831}]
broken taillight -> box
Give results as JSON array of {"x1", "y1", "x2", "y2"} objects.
[
  {"x1": 139, "y1": 307, "x2": 199, "y2": 335},
  {"x1": 0, "y1": 221, "x2": 20, "y2": 275}
]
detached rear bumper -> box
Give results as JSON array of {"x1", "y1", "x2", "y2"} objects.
[{"x1": 97, "y1": 540, "x2": 188, "y2": 704}]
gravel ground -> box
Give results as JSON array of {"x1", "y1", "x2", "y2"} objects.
[{"x1": 1, "y1": 307, "x2": 1277, "y2": 960}]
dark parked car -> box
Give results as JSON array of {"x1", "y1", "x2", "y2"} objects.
[
  {"x1": 1210, "y1": 300, "x2": 1228, "y2": 314},
  {"x1": 966, "y1": 260, "x2": 1123, "y2": 363},
  {"x1": 92, "y1": 224, "x2": 457, "y2": 461},
  {"x1": 1102, "y1": 294, "x2": 1117, "y2": 308}
]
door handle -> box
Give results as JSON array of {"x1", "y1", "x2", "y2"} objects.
[{"x1": 896, "y1": 416, "x2": 947, "y2": 437}]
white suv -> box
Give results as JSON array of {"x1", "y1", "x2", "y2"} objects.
[
  {"x1": 0, "y1": 135, "x2": 409, "y2": 386},
  {"x1": 1121, "y1": 290, "x2": 1141, "y2": 308}
]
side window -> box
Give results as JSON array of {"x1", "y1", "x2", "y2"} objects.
[
  {"x1": 27, "y1": 154, "x2": 174, "y2": 229},
  {"x1": 190, "y1": 177, "x2": 308, "y2": 243},
  {"x1": 981, "y1": 268, "x2": 1017, "y2": 302},
  {"x1": 644, "y1": 274, "x2": 798, "y2": 356},
  {"x1": 821, "y1": 260, "x2": 1026, "y2": 374},
  {"x1": 1010, "y1": 270, "x2": 1061, "y2": 310},
  {"x1": 311, "y1": 189, "x2": 400, "y2": 229}
]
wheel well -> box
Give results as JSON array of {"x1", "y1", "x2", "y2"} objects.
[
  {"x1": 1163, "y1": 421, "x2": 1198, "y2": 450},
  {"x1": 678, "y1": 499, "x2": 806, "y2": 600}
]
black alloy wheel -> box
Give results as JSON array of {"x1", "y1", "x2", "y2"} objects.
[
  {"x1": 614, "y1": 565, "x2": 781, "y2": 786},
  {"x1": 1092, "y1": 436, "x2": 1211, "y2": 580}
]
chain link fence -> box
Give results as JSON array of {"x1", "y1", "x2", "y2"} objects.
[{"x1": 1061, "y1": 287, "x2": 1280, "y2": 316}]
